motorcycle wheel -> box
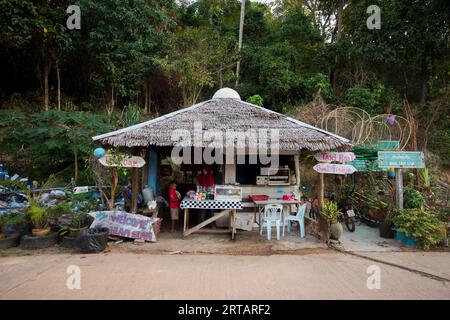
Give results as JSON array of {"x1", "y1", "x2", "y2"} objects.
[{"x1": 345, "y1": 217, "x2": 356, "y2": 232}]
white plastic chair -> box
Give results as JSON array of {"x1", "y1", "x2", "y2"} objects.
[
  {"x1": 283, "y1": 204, "x2": 306, "y2": 238},
  {"x1": 260, "y1": 204, "x2": 283, "y2": 240}
]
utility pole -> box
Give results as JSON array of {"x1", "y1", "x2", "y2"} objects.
[{"x1": 235, "y1": 0, "x2": 246, "y2": 86}]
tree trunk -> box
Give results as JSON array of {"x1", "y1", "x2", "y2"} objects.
[
  {"x1": 331, "y1": 0, "x2": 344, "y2": 92},
  {"x1": 74, "y1": 150, "x2": 78, "y2": 182},
  {"x1": 44, "y1": 57, "x2": 50, "y2": 111},
  {"x1": 131, "y1": 167, "x2": 139, "y2": 213},
  {"x1": 109, "y1": 169, "x2": 119, "y2": 210},
  {"x1": 111, "y1": 84, "x2": 115, "y2": 110},
  {"x1": 56, "y1": 60, "x2": 61, "y2": 111},
  {"x1": 419, "y1": 55, "x2": 429, "y2": 106},
  {"x1": 235, "y1": 0, "x2": 246, "y2": 86}
]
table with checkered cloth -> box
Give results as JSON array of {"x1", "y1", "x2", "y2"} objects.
[{"x1": 180, "y1": 199, "x2": 242, "y2": 210}]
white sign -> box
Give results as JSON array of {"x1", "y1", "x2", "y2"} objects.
[
  {"x1": 313, "y1": 163, "x2": 357, "y2": 175},
  {"x1": 88, "y1": 211, "x2": 159, "y2": 242},
  {"x1": 314, "y1": 152, "x2": 356, "y2": 163},
  {"x1": 73, "y1": 186, "x2": 89, "y2": 194},
  {"x1": 99, "y1": 155, "x2": 146, "y2": 168}
]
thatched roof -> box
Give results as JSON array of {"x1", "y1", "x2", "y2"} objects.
[{"x1": 93, "y1": 92, "x2": 351, "y2": 152}]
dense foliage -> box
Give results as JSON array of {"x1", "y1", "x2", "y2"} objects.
[{"x1": 0, "y1": 0, "x2": 449, "y2": 179}]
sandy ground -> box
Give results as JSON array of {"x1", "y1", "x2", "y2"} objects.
[
  {"x1": 0, "y1": 251, "x2": 449, "y2": 299},
  {"x1": 1, "y1": 223, "x2": 449, "y2": 299}
]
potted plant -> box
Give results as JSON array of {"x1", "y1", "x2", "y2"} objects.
[
  {"x1": 2, "y1": 213, "x2": 30, "y2": 235},
  {"x1": 379, "y1": 211, "x2": 396, "y2": 238},
  {"x1": 322, "y1": 201, "x2": 343, "y2": 240},
  {"x1": 58, "y1": 201, "x2": 94, "y2": 248},
  {"x1": 0, "y1": 214, "x2": 22, "y2": 249},
  {"x1": 28, "y1": 200, "x2": 50, "y2": 236},
  {"x1": 20, "y1": 199, "x2": 58, "y2": 249},
  {"x1": 392, "y1": 208, "x2": 447, "y2": 250}
]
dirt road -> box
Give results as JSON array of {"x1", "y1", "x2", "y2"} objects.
[{"x1": 0, "y1": 251, "x2": 449, "y2": 299}]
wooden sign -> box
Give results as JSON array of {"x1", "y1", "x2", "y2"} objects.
[
  {"x1": 314, "y1": 152, "x2": 356, "y2": 163},
  {"x1": 99, "y1": 155, "x2": 146, "y2": 168},
  {"x1": 313, "y1": 163, "x2": 357, "y2": 175},
  {"x1": 378, "y1": 151, "x2": 425, "y2": 169}
]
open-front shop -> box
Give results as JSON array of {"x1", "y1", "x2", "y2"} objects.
[{"x1": 92, "y1": 88, "x2": 351, "y2": 242}]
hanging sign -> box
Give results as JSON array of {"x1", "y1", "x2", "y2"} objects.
[
  {"x1": 314, "y1": 152, "x2": 356, "y2": 163},
  {"x1": 313, "y1": 163, "x2": 357, "y2": 175},
  {"x1": 378, "y1": 151, "x2": 425, "y2": 169},
  {"x1": 88, "y1": 210, "x2": 160, "y2": 242},
  {"x1": 99, "y1": 155, "x2": 146, "y2": 168}
]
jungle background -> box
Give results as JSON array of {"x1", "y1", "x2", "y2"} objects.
[{"x1": 0, "y1": 0, "x2": 448, "y2": 187}]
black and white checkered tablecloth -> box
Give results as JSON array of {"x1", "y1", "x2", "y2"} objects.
[{"x1": 180, "y1": 199, "x2": 242, "y2": 210}]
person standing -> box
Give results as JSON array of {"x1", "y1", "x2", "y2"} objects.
[
  {"x1": 168, "y1": 181, "x2": 181, "y2": 233},
  {"x1": 196, "y1": 165, "x2": 215, "y2": 224}
]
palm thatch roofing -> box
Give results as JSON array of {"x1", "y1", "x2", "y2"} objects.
[{"x1": 93, "y1": 92, "x2": 351, "y2": 152}]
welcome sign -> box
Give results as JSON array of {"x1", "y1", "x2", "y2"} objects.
[{"x1": 88, "y1": 210, "x2": 160, "y2": 242}]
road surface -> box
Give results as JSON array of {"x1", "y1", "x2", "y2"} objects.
[{"x1": 0, "y1": 251, "x2": 449, "y2": 299}]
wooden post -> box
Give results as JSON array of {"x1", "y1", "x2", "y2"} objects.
[
  {"x1": 131, "y1": 167, "x2": 139, "y2": 213},
  {"x1": 183, "y1": 208, "x2": 188, "y2": 233},
  {"x1": 395, "y1": 168, "x2": 403, "y2": 209},
  {"x1": 294, "y1": 153, "x2": 300, "y2": 190},
  {"x1": 318, "y1": 173, "x2": 324, "y2": 210}
]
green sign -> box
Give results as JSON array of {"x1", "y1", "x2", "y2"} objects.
[
  {"x1": 364, "y1": 140, "x2": 399, "y2": 150},
  {"x1": 378, "y1": 151, "x2": 425, "y2": 169},
  {"x1": 348, "y1": 159, "x2": 385, "y2": 172}
]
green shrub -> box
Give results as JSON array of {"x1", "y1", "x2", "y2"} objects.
[
  {"x1": 321, "y1": 201, "x2": 342, "y2": 223},
  {"x1": 345, "y1": 85, "x2": 376, "y2": 111},
  {"x1": 404, "y1": 187, "x2": 425, "y2": 209},
  {"x1": 246, "y1": 94, "x2": 264, "y2": 106},
  {"x1": 27, "y1": 200, "x2": 48, "y2": 229},
  {"x1": 392, "y1": 208, "x2": 447, "y2": 250},
  {"x1": 303, "y1": 73, "x2": 334, "y2": 102}
]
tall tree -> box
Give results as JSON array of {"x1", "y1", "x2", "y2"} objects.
[{"x1": 78, "y1": 0, "x2": 174, "y2": 112}]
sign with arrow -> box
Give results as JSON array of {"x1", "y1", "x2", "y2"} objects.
[
  {"x1": 313, "y1": 163, "x2": 357, "y2": 175},
  {"x1": 314, "y1": 152, "x2": 356, "y2": 163}
]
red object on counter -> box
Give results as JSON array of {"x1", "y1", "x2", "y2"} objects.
[{"x1": 249, "y1": 194, "x2": 269, "y2": 201}]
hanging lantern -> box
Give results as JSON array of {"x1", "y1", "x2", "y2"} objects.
[
  {"x1": 93, "y1": 147, "x2": 106, "y2": 158},
  {"x1": 386, "y1": 114, "x2": 396, "y2": 126}
]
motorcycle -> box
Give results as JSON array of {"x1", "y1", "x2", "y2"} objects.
[{"x1": 337, "y1": 200, "x2": 356, "y2": 232}]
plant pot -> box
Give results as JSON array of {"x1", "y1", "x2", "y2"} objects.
[
  {"x1": 0, "y1": 233, "x2": 21, "y2": 249},
  {"x1": 20, "y1": 232, "x2": 58, "y2": 250},
  {"x1": 32, "y1": 228, "x2": 50, "y2": 236},
  {"x1": 69, "y1": 226, "x2": 88, "y2": 238},
  {"x1": 2, "y1": 221, "x2": 30, "y2": 235},
  {"x1": 395, "y1": 230, "x2": 406, "y2": 242},
  {"x1": 404, "y1": 237, "x2": 416, "y2": 247},
  {"x1": 61, "y1": 236, "x2": 76, "y2": 248},
  {"x1": 330, "y1": 222, "x2": 343, "y2": 240},
  {"x1": 379, "y1": 221, "x2": 395, "y2": 238},
  {"x1": 73, "y1": 228, "x2": 109, "y2": 253}
]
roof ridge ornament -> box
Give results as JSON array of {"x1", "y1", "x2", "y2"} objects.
[{"x1": 212, "y1": 88, "x2": 241, "y2": 100}]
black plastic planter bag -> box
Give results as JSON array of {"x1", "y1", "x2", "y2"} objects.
[{"x1": 73, "y1": 227, "x2": 109, "y2": 253}]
